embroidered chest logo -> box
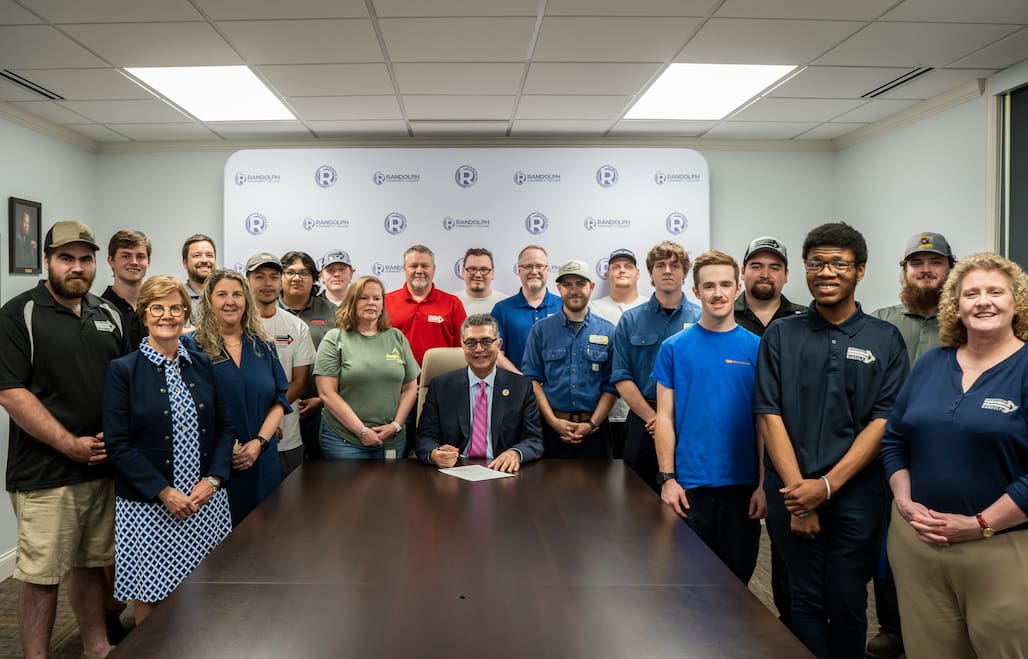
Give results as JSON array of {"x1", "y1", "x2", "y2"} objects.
[
  {"x1": 385, "y1": 348, "x2": 403, "y2": 363},
  {"x1": 845, "y1": 347, "x2": 876, "y2": 364},
  {"x1": 982, "y1": 398, "x2": 1018, "y2": 414}
]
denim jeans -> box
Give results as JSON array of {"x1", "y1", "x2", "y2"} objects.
[{"x1": 319, "y1": 424, "x2": 406, "y2": 460}]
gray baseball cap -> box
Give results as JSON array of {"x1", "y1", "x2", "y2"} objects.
[
  {"x1": 743, "y1": 236, "x2": 788, "y2": 265},
  {"x1": 556, "y1": 259, "x2": 594, "y2": 283},
  {"x1": 903, "y1": 232, "x2": 953, "y2": 261},
  {"x1": 245, "y1": 252, "x2": 282, "y2": 273},
  {"x1": 320, "y1": 249, "x2": 353, "y2": 270}
]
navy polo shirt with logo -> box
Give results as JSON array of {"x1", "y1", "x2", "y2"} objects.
[
  {"x1": 753, "y1": 301, "x2": 908, "y2": 480},
  {"x1": 0, "y1": 282, "x2": 128, "y2": 491}
]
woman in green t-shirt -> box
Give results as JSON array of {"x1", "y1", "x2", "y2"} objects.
[{"x1": 313, "y1": 275, "x2": 420, "y2": 459}]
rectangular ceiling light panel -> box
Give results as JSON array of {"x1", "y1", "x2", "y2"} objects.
[{"x1": 125, "y1": 66, "x2": 294, "y2": 121}]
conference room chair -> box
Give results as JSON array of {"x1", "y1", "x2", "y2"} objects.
[{"x1": 415, "y1": 347, "x2": 466, "y2": 424}]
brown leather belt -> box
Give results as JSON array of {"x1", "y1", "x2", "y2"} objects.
[{"x1": 553, "y1": 411, "x2": 592, "y2": 423}]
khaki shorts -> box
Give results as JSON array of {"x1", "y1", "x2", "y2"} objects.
[{"x1": 9, "y1": 479, "x2": 115, "y2": 585}]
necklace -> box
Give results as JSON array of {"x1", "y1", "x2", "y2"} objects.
[{"x1": 223, "y1": 338, "x2": 242, "y2": 348}]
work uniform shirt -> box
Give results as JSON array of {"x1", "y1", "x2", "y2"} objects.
[
  {"x1": 0, "y1": 282, "x2": 129, "y2": 491},
  {"x1": 733, "y1": 293, "x2": 806, "y2": 338},
  {"x1": 611, "y1": 293, "x2": 701, "y2": 400},
  {"x1": 102, "y1": 285, "x2": 147, "y2": 347},
  {"x1": 490, "y1": 288, "x2": 562, "y2": 371},
  {"x1": 871, "y1": 303, "x2": 942, "y2": 367},
  {"x1": 753, "y1": 302, "x2": 908, "y2": 480},
  {"x1": 384, "y1": 284, "x2": 466, "y2": 366},
  {"x1": 521, "y1": 309, "x2": 616, "y2": 413},
  {"x1": 281, "y1": 293, "x2": 337, "y2": 398}
]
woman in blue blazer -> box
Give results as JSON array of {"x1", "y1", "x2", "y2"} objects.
[{"x1": 104, "y1": 276, "x2": 234, "y2": 625}]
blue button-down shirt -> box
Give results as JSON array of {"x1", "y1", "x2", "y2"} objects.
[
  {"x1": 610, "y1": 293, "x2": 701, "y2": 400},
  {"x1": 490, "y1": 288, "x2": 562, "y2": 371},
  {"x1": 521, "y1": 309, "x2": 617, "y2": 413},
  {"x1": 753, "y1": 302, "x2": 908, "y2": 478}
]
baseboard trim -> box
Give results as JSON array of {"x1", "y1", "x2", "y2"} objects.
[{"x1": 0, "y1": 547, "x2": 15, "y2": 580}]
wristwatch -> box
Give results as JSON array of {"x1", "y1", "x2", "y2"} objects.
[
  {"x1": 205, "y1": 476, "x2": 222, "y2": 490},
  {"x1": 390, "y1": 421, "x2": 403, "y2": 434},
  {"x1": 656, "y1": 472, "x2": 676, "y2": 485},
  {"x1": 976, "y1": 513, "x2": 995, "y2": 539},
  {"x1": 254, "y1": 436, "x2": 270, "y2": 452}
]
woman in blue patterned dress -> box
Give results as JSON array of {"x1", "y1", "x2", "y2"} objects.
[
  {"x1": 183, "y1": 269, "x2": 290, "y2": 526},
  {"x1": 104, "y1": 276, "x2": 234, "y2": 625}
]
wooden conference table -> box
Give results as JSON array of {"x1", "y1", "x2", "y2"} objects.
[{"x1": 110, "y1": 460, "x2": 810, "y2": 658}]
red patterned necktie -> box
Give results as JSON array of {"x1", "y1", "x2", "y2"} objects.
[{"x1": 469, "y1": 381, "x2": 488, "y2": 458}]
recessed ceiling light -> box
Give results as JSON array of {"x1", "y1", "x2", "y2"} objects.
[
  {"x1": 124, "y1": 66, "x2": 294, "y2": 122},
  {"x1": 626, "y1": 63, "x2": 797, "y2": 121}
]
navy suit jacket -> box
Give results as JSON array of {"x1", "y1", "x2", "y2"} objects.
[
  {"x1": 103, "y1": 347, "x2": 236, "y2": 502},
  {"x1": 415, "y1": 367, "x2": 543, "y2": 463}
]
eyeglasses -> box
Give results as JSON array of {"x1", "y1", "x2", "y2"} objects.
[
  {"x1": 283, "y1": 269, "x2": 312, "y2": 279},
  {"x1": 463, "y1": 338, "x2": 497, "y2": 349},
  {"x1": 518, "y1": 264, "x2": 548, "y2": 271},
  {"x1": 147, "y1": 304, "x2": 185, "y2": 318},
  {"x1": 464, "y1": 267, "x2": 493, "y2": 275},
  {"x1": 803, "y1": 259, "x2": 856, "y2": 274}
]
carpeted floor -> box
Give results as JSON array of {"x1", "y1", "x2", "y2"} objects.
[{"x1": 0, "y1": 524, "x2": 878, "y2": 658}]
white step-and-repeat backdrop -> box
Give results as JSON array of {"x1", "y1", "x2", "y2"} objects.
[{"x1": 224, "y1": 148, "x2": 709, "y2": 299}]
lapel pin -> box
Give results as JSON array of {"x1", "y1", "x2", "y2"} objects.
[{"x1": 501, "y1": 388, "x2": 510, "y2": 397}]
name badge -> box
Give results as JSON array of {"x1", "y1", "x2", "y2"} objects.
[
  {"x1": 427, "y1": 314, "x2": 444, "y2": 323},
  {"x1": 94, "y1": 320, "x2": 115, "y2": 332},
  {"x1": 682, "y1": 322, "x2": 694, "y2": 330},
  {"x1": 588, "y1": 334, "x2": 608, "y2": 345}
]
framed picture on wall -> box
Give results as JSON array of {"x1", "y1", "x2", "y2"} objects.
[{"x1": 9, "y1": 197, "x2": 42, "y2": 274}]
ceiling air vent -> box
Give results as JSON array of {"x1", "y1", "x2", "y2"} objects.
[
  {"x1": 861, "y1": 68, "x2": 934, "y2": 98},
  {"x1": 0, "y1": 70, "x2": 64, "y2": 100}
]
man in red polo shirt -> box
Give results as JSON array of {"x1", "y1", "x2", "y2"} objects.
[{"x1": 385, "y1": 244, "x2": 467, "y2": 367}]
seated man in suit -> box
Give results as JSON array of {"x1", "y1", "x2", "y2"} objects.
[{"x1": 415, "y1": 314, "x2": 543, "y2": 473}]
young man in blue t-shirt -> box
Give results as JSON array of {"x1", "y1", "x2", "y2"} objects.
[{"x1": 652, "y1": 250, "x2": 764, "y2": 584}]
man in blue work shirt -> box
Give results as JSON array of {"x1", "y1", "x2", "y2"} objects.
[
  {"x1": 611, "y1": 240, "x2": 700, "y2": 492},
  {"x1": 754, "y1": 222, "x2": 908, "y2": 659},
  {"x1": 491, "y1": 245, "x2": 562, "y2": 373},
  {"x1": 522, "y1": 259, "x2": 616, "y2": 459}
]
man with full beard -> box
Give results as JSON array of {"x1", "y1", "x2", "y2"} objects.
[
  {"x1": 866, "y1": 232, "x2": 954, "y2": 659},
  {"x1": 734, "y1": 235, "x2": 806, "y2": 337},
  {"x1": 0, "y1": 221, "x2": 129, "y2": 659}
]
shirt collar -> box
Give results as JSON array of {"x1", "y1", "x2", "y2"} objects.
[
  {"x1": 140, "y1": 337, "x2": 193, "y2": 367},
  {"x1": 645, "y1": 291, "x2": 685, "y2": 312},
  {"x1": 805, "y1": 300, "x2": 867, "y2": 337},
  {"x1": 467, "y1": 366, "x2": 497, "y2": 390}
]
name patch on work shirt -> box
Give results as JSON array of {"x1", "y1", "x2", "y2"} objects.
[
  {"x1": 427, "y1": 314, "x2": 444, "y2": 323},
  {"x1": 846, "y1": 347, "x2": 877, "y2": 364},
  {"x1": 982, "y1": 398, "x2": 1019, "y2": 414},
  {"x1": 93, "y1": 319, "x2": 115, "y2": 332},
  {"x1": 588, "y1": 334, "x2": 609, "y2": 345}
]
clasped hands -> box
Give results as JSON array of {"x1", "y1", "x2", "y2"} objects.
[
  {"x1": 781, "y1": 478, "x2": 829, "y2": 540},
  {"x1": 552, "y1": 419, "x2": 594, "y2": 444},
  {"x1": 159, "y1": 480, "x2": 218, "y2": 521},
  {"x1": 895, "y1": 498, "x2": 981, "y2": 546}
]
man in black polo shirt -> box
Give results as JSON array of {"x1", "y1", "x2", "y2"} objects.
[
  {"x1": 753, "y1": 223, "x2": 908, "y2": 659},
  {"x1": 100, "y1": 228, "x2": 150, "y2": 348},
  {"x1": 0, "y1": 220, "x2": 129, "y2": 659}
]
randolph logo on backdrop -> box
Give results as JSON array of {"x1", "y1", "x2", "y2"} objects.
[
  {"x1": 665, "y1": 212, "x2": 689, "y2": 235},
  {"x1": 514, "y1": 170, "x2": 561, "y2": 185},
  {"x1": 452, "y1": 258, "x2": 465, "y2": 279},
  {"x1": 314, "y1": 165, "x2": 338, "y2": 188},
  {"x1": 584, "y1": 216, "x2": 631, "y2": 231},
  {"x1": 383, "y1": 212, "x2": 408, "y2": 235},
  {"x1": 596, "y1": 165, "x2": 619, "y2": 188},
  {"x1": 454, "y1": 165, "x2": 478, "y2": 188},
  {"x1": 373, "y1": 171, "x2": 421, "y2": 185},
  {"x1": 235, "y1": 172, "x2": 281, "y2": 186},
  {"x1": 303, "y1": 217, "x2": 351, "y2": 231},
  {"x1": 372, "y1": 262, "x2": 404, "y2": 276},
  {"x1": 653, "y1": 171, "x2": 702, "y2": 185},
  {"x1": 596, "y1": 258, "x2": 609, "y2": 280},
  {"x1": 244, "y1": 213, "x2": 268, "y2": 236},
  {"x1": 443, "y1": 216, "x2": 490, "y2": 231},
  {"x1": 524, "y1": 212, "x2": 549, "y2": 235}
]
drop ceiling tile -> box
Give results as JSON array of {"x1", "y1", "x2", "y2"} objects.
[
  {"x1": 393, "y1": 63, "x2": 524, "y2": 95},
  {"x1": 609, "y1": 119, "x2": 716, "y2": 135},
  {"x1": 410, "y1": 121, "x2": 508, "y2": 135},
  {"x1": 950, "y1": 28, "x2": 1028, "y2": 70},
  {"x1": 7, "y1": 100, "x2": 93, "y2": 123},
  {"x1": 19, "y1": 0, "x2": 202, "y2": 22},
  {"x1": 523, "y1": 62, "x2": 661, "y2": 94},
  {"x1": 0, "y1": 26, "x2": 107, "y2": 68},
  {"x1": 816, "y1": 22, "x2": 1022, "y2": 68},
  {"x1": 880, "y1": 68, "x2": 996, "y2": 100},
  {"x1": 380, "y1": 17, "x2": 537, "y2": 62},
  {"x1": 516, "y1": 95, "x2": 630, "y2": 120},
  {"x1": 676, "y1": 19, "x2": 864, "y2": 65},
  {"x1": 60, "y1": 22, "x2": 243, "y2": 67},
  {"x1": 375, "y1": 0, "x2": 538, "y2": 17},
  {"x1": 207, "y1": 121, "x2": 313, "y2": 139},
  {"x1": 403, "y1": 95, "x2": 514, "y2": 120},
  {"x1": 9, "y1": 68, "x2": 154, "y2": 100},
  {"x1": 793, "y1": 122, "x2": 867, "y2": 139},
  {"x1": 767, "y1": 66, "x2": 913, "y2": 99},
  {"x1": 258, "y1": 64, "x2": 394, "y2": 96},
  {"x1": 217, "y1": 19, "x2": 382, "y2": 65},
  {"x1": 830, "y1": 98, "x2": 920, "y2": 123},
  {"x1": 0, "y1": 0, "x2": 43, "y2": 24},
  {"x1": 64, "y1": 124, "x2": 131, "y2": 142},
  {"x1": 307, "y1": 120, "x2": 408, "y2": 136},
  {"x1": 59, "y1": 99, "x2": 190, "y2": 123},
  {"x1": 730, "y1": 97, "x2": 865, "y2": 122},
  {"x1": 534, "y1": 17, "x2": 700, "y2": 62},
  {"x1": 545, "y1": 0, "x2": 715, "y2": 16},
  {"x1": 881, "y1": 0, "x2": 1028, "y2": 24},
  {"x1": 706, "y1": 121, "x2": 819, "y2": 139},
  {"x1": 104, "y1": 123, "x2": 220, "y2": 141},
  {"x1": 194, "y1": 0, "x2": 367, "y2": 20},
  {"x1": 288, "y1": 95, "x2": 403, "y2": 120},
  {"x1": 0, "y1": 78, "x2": 43, "y2": 101},
  {"x1": 714, "y1": 0, "x2": 897, "y2": 21},
  {"x1": 511, "y1": 119, "x2": 614, "y2": 135}
]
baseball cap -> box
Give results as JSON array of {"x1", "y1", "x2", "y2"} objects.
[
  {"x1": 245, "y1": 252, "x2": 283, "y2": 273},
  {"x1": 903, "y1": 232, "x2": 953, "y2": 261},
  {"x1": 744, "y1": 236, "x2": 788, "y2": 265},
  {"x1": 607, "y1": 248, "x2": 637, "y2": 265},
  {"x1": 320, "y1": 249, "x2": 353, "y2": 271},
  {"x1": 44, "y1": 220, "x2": 99, "y2": 251},
  {"x1": 556, "y1": 259, "x2": 594, "y2": 283}
]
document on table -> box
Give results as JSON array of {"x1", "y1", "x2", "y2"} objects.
[{"x1": 438, "y1": 465, "x2": 515, "y2": 481}]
